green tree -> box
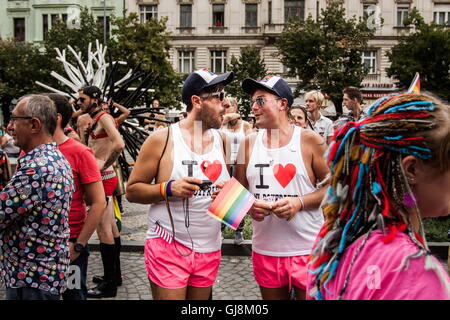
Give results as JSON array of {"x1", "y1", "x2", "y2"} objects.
[
  {"x1": 109, "y1": 13, "x2": 182, "y2": 109},
  {"x1": 386, "y1": 8, "x2": 450, "y2": 101},
  {"x1": 226, "y1": 47, "x2": 268, "y2": 117},
  {"x1": 0, "y1": 40, "x2": 55, "y2": 123},
  {"x1": 275, "y1": 2, "x2": 375, "y2": 114},
  {"x1": 43, "y1": 7, "x2": 103, "y2": 61}
]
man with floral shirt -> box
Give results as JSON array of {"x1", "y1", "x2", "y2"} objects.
[{"x1": 0, "y1": 94, "x2": 74, "y2": 300}]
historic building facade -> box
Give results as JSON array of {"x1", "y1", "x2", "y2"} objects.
[
  {"x1": 0, "y1": 0, "x2": 124, "y2": 43},
  {"x1": 125, "y1": 0, "x2": 448, "y2": 107},
  {"x1": 1, "y1": 1, "x2": 448, "y2": 108}
]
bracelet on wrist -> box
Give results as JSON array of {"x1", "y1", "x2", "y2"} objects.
[
  {"x1": 298, "y1": 196, "x2": 305, "y2": 211},
  {"x1": 160, "y1": 182, "x2": 167, "y2": 199},
  {"x1": 166, "y1": 180, "x2": 174, "y2": 197}
]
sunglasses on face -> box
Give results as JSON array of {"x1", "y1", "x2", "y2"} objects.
[
  {"x1": 9, "y1": 115, "x2": 33, "y2": 123},
  {"x1": 250, "y1": 97, "x2": 281, "y2": 108},
  {"x1": 200, "y1": 91, "x2": 225, "y2": 102}
]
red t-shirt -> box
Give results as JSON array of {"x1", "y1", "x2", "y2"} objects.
[{"x1": 58, "y1": 138, "x2": 101, "y2": 238}]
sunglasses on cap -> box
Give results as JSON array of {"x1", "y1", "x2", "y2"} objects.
[{"x1": 200, "y1": 91, "x2": 225, "y2": 102}]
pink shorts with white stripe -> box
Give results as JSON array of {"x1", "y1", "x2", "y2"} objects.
[
  {"x1": 144, "y1": 237, "x2": 221, "y2": 289},
  {"x1": 252, "y1": 251, "x2": 310, "y2": 291}
]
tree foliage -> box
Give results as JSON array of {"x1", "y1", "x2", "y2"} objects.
[
  {"x1": 109, "y1": 13, "x2": 182, "y2": 109},
  {"x1": 0, "y1": 40, "x2": 55, "y2": 123},
  {"x1": 43, "y1": 7, "x2": 103, "y2": 61},
  {"x1": 386, "y1": 8, "x2": 450, "y2": 102},
  {"x1": 42, "y1": 8, "x2": 181, "y2": 108},
  {"x1": 275, "y1": 2, "x2": 374, "y2": 114},
  {"x1": 226, "y1": 47, "x2": 268, "y2": 117}
]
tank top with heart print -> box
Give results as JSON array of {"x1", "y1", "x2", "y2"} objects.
[
  {"x1": 146, "y1": 122, "x2": 230, "y2": 253},
  {"x1": 246, "y1": 126, "x2": 324, "y2": 256}
]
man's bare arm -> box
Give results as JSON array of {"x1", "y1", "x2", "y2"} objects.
[
  {"x1": 76, "y1": 181, "x2": 106, "y2": 245},
  {"x1": 125, "y1": 128, "x2": 202, "y2": 204},
  {"x1": 113, "y1": 102, "x2": 131, "y2": 125},
  {"x1": 301, "y1": 130, "x2": 330, "y2": 210},
  {"x1": 99, "y1": 115, "x2": 125, "y2": 171},
  {"x1": 222, "y1": 113, "x2": 240, "y2": 125}
]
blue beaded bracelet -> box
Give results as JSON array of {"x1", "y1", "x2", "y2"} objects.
[{"x1": 166, "y1": 180, "x2": 174, "y2": 197}]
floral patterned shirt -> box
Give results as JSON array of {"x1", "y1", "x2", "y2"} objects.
[{"x1": 0, "y1": 143, "x2": 74, "y2": 295}]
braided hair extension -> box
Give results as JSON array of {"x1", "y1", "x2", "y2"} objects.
[{"x1": 308, "y1": 93, "x2": 450, "y2": 300}]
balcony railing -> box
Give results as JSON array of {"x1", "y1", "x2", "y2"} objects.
[
  {"x1": 241, "y1": 26, "x2": 261, "y2": 34},
  {"x1": 262, "y1": 23, "x2": 286, "y2": 35},
  {"x1": 363, "y1": 73, "x2": 381, "y2": 82},
  {"x1": 176, "y1": 27, "x2": 195, "y2": 35}
]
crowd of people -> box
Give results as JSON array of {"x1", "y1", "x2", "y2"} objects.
[{"x1": 0, "y1": 68, "x2": 449, "y2": 301}]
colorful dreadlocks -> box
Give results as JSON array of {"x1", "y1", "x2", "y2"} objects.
[{"x1": 308, "y1": 92, "x2": 450, "y2": 300}]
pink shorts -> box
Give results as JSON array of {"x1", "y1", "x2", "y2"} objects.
[
  {"x1": 252, "y1": 251, "x2": 310, "y2": 291},
  {"x1": 144, "y1": 237, "x2": 221, "y2": 289}
]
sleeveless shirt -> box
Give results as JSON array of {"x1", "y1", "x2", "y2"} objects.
[
  {"x1": 221, "y1": 121, "x2": 246, "y2": 164},
  {"x1": 246, "y1": 126, "x2": 324, "y2": 256},
  {"x1": 146, "y1": 123, "x2": 230, "y2": 253}
]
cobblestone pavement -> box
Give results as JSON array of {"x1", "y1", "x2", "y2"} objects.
[
  {"x1": 1, "y1": 198, "x2": 448, "y2": 300},
  {"x1": 0, "y1": 251, "x2": 261, "y2": 300},
  {"x1": 0, "y1": 199, "x2": 262, "y2": 300}
]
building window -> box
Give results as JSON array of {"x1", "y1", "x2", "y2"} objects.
[
  {"x1": 363, "y1": 4, "x2": 376, "y2": 20},
  {"x1": 13, "y1": 18, "x2": 25, "y2": 42},
  {"x1": 43, "y1": 13, "x2": 69, "y2": 40},
  {"x1": 210, "y1": 50, "x2": 227, "y2": 74},
  {"x1": 362, "y1": 50, "x2": 377, "y2": 74},
  {"x1": 43, "y1": 14, "x2": 48, "y2": 40},
  {"x1": 97, "y1": 16, "x2": 111, "y2": 40},
  {"x1": 245, "y1": 4, "x2": 258, "y2": 27},
  {"x1": 178, "y1": 51, "x2": 195, "y2": 74},
  {"x1": 140, "y1": 5, "x2": 158, "y2": 23},
  {"x1": 268, "y1": 1, "x2": 272, "y2": 24},
  {"x1": 433, "y1": 11, "x2": 450, "y2": 25},
  {"x1": 180, "y1": 4, "x2": 192, "y2": 28},
  {"x1": 284, "y1": 0, "x2": 305, "y2": 23},
  {"x1": 397, "y1": 5, "x2": 409, "y2": 27},
  {"x1": 213, "y1": 4, "x2": 225, "y2": 27}
]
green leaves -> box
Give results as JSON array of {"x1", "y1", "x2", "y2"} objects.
[
  {"x1": 275, "y1": 2, "x2": 375, "y2": 114},
  {"x1": 226, "y1": 47, "x2": 268, "y2": 117},
  {"x1": 387, "y1": 10, "x2": 450, "y2": 102}
]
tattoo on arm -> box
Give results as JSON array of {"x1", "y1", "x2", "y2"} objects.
[{"x1": 101, "y1": 149, "x2": 122, "y2": 171}]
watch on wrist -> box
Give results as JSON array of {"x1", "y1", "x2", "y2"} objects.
[{"x1": 74, "y1": 242, "x2": 85, "y2": 253}]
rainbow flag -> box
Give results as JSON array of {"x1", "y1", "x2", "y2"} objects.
[
  {"x1": 207, "y1": 177, "x2": 255, "y2": 230},
  {"x1": 407, "y1": 72, "x2": 420, "y2": 93}
]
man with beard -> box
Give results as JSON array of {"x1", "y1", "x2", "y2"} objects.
[
  {"x1": 126, "y1": 69, "x2": 233, "y2": 300},
  {"x1": 76, "y1": 86, "x2": 125, "y2": 298}
]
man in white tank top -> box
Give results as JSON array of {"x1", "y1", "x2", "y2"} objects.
[
  {"x1": 126, "y1": 69, "x2": 233, "y2": 300},
  {"x1": 220, "y1": 96, "x2": 253, "y2": 244},
  {"x1": 235, "y1": 75, "x2": 330, "y2": 300}
]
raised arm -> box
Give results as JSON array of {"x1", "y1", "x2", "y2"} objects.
[{"x1": 112, "y1": 102, "x2": 131, "y2": 125}]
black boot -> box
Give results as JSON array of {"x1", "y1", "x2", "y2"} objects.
[
  {"x1": 114, "y1": 236, "x2": 122, "y2": 285},
  {"x1": 92, "y1": 237, "x2": 122, "y2": 286},
  {"x1": 87, "y1": 243, "x2": 117, "y2": 298}
]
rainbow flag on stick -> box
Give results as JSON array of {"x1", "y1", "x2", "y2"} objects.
[
  {"x1": 207, "y1": 177, "x2": 255, "y2": 230},
  {"x1": 407, "y1": 72, "x2": 420, "y2": 93}
]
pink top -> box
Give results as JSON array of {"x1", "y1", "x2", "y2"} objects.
[{"x1": 307, "y1": 230, "x2": 450, "y2": 300}]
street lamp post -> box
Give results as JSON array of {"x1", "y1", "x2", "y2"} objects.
[{"x1": 103, "y1": 0, "x2": 107, "y2": 45}]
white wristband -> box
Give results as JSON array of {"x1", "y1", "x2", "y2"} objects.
[{"x1": 298, "y1": 196, "x2": 305, "y2": 211}]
